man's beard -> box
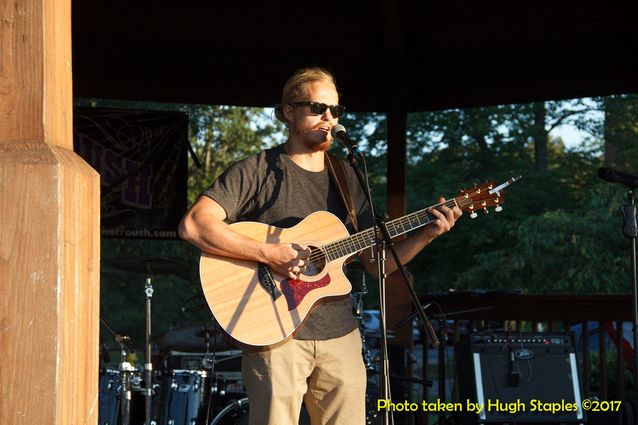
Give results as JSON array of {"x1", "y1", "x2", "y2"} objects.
[
  {"x1": 307, "y1": 139, "x2": 332, "y2": 152},
  {"x1": 291, "y1": 124, "x2": 332, "y2": 152}
]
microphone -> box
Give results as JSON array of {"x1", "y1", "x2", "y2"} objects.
[
  {"x1": 331, "y1": 125, "x2": 362, "y2": 155},
  {"x1": 598, "y1": 167, "x2": 638, "y2": 188}
]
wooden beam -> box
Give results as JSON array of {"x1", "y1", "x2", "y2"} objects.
[
  {"x1": 0, "y1": 0, "x2": 100, "y2": 424},
  {"x1": 386, "y1": 111, "x2": 411, "y2": 345},
  {"x1": 382, "y1": 0, "x2": 413, "y2": 348}
]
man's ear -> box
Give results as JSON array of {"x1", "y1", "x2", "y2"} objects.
[{"x1": 283, "y1": 104, "x2": 295, "y2": 123}]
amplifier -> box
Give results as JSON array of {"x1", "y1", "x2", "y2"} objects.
[
  {"x1": 162, "y1": 349, "x2": 242, "y2": 372},
  {"x1": 456, "y1": 332, "x2": 585, "y2": 424}
]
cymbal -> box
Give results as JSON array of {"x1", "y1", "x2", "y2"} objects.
[
  {"x1": 363, "y1": 330, "x2": 395, "y2": 339},
  {"x1": 157, "y1": 322, "x2": 235, "y2": 352},
  {"x1": 103, "y1": 256, "x2": 189, "y2": 276}
]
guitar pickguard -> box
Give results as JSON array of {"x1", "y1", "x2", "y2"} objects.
[{"x1": 281, "y1": 275, "x2": 331, "y2": 311}]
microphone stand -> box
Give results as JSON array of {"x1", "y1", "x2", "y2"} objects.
[
  {"x1": 143, "y1": 267, "x2": 156, "y2": 425},
  {"x1": 620, "y1": 187, "x2": 638, "y2": 419},
  {"x1": 100, "y1": 316, "x2": 136, "y2": 425},
  {"x1": 342, "y1": 148, "x2": 439, "y2": 425}
]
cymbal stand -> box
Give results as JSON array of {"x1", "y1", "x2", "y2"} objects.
[
  {"x1": 100, "y1": 316, "x2": 137, "y2": 425},
  {"x1": 144, "y1": 272, "x2": 156, "y2": 425},
  {"x1": 203, "y1": 320, "x2": 218, "y2": 425},
  {"x1": 120, "y1": 346, "x2": 137, "y2": 425}
]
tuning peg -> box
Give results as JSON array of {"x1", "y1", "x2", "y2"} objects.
[
  {"x1": 470, "y1": 212, "x2": 478, "y2": 219},
  {"x1": 495, "y1": 206, "x2": 503, "y2": 212},
  {"x1": 483, "y1": 208, "x2": 489, "y2": 214}
]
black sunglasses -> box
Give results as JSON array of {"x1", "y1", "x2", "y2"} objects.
[{"x1": 289, "y1": 101, "x2": 346, "y2": 118}]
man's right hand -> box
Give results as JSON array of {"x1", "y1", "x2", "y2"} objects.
[{"x1": 264, "y1": 243, "x2": 311, "y2": 280}]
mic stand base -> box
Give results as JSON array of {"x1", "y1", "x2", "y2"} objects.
[
  {"x1": 342, "y1": 148, "x2": 439, "y2": 424},
  {"x1": 374, "y1": 239, "x2": 394, "y2": 425}
]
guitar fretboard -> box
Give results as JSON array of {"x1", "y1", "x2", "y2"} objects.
[{"x1": 322, "y1": 198, "x2": 461, "y2": 262}]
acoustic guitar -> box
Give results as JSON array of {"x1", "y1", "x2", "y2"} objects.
[{"x1": 199, "y1": 178, "x2": 519, "y2": 349}]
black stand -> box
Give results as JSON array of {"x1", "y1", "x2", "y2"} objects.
[
  {"x1": 342, "y1": 147, "x2": 439, "y2": 425},
  {"x1": 100, "y1": 316, "x2": 137, "y2": 425},
  {"x1": 144, "y1": 273, "x2": 155, "y2": 425},
  {"x1": 100, "y1": 315, "x2": 136, "y2": 354},
  {"x1": 620, "y1": 188, "x2": 638, "y2": 419}
]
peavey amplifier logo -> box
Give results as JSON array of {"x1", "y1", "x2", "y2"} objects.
[{"x1": 514, "y1": 348, "x2": 535, "y2": 360}]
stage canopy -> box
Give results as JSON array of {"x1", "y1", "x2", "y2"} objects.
[{"x1": 72, "y1": 0, "x2": 638, "y2": 112}]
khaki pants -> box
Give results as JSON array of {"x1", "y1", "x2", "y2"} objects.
[{"x1": 242, "y1": 328, "x2": 367, "y2": 425}]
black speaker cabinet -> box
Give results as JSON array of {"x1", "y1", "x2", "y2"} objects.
[{"x1": 456, "y1": 332, "x2": 585, "y2": 424}]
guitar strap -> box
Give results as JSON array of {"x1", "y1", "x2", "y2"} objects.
[{"x1": 325, "y1": 152, "x2": 359, "y2": 232}]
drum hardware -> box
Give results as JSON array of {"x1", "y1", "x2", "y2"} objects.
[
  {"x1": 156, "y1": 314, "x2": 245, "y2": 423},
  {"x1": 100, "y1": 256, "x2": 382, "y2": 424},
  {"x1": 101, "y1": 315, "x2": 137, "y2": 355},
  {"x1": 157, "y1": 322, "x2": 234, "y2": 354},
  {"x1": 201, "y1": 355, "x2": 215, "y2": 370},
  {"x1": 210, "y1": 397, "x2": 315, "y2": 425},
  {"x1": 100, "y1": 316, "x2": 140, "y2": 425},
  {"x1": 349, "y1": 268, "x2": 368, "y2": 323},
  {"x1": 209, "y1": 398, "x2": 249, "y2": 425},
  {"x1": 99, "y1": 370, "x2": 121, "y2": 425},
  {"x1": 159, "y1": 369, "x2": 215, "y2": 425},
  {"x1": 212, "y1": 352, "x2": 242, "y2": 367},
  {"x1": 101, "y1": 257, "x2": 253, "y2": 425},
  {"x1": 103, "y1": 256, "x2": 190, "y2": 425}
]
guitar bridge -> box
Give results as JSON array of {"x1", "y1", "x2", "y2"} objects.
[{"x1": 258, "y1": 263, "x2": 282, "y2": 301}]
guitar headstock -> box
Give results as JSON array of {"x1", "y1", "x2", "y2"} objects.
[{"x1": 456, "y1": 176, "x2": 521, "y2": 218}]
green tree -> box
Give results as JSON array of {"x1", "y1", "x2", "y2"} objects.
[
  {"x1": 603, "y1": 94, "x2": 638, "y2": 169},
  {"x1": 456, "y1": 184, "x2": 631, "y2": 293},
  {"x1": 186, "y1": 105, "x2": 285, "y2": 202},
  {"x1": 398, "y1": 99, "x2": 616, "y2": 295}
]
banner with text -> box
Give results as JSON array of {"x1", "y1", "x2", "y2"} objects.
[{"x1": 74, "y1": 108, "x2": 188, "y2": 239}]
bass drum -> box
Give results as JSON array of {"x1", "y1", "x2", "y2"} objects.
[
  {"x1": 98, "y1": 369, "x2": 121, "y2": 425},
  {"x1": 210, "y1": 398, "x2": 310, "y2": 425},
  {"x1": 160, "y1": 369, "x2": 213, "y2": 425},
  {"x1": 210, "y1": 398, "x2": 249, "y2": 425}
]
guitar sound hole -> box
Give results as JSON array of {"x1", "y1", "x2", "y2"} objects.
[{"x1": 304, "y1": 246, "x2": 326, "y2": 277}]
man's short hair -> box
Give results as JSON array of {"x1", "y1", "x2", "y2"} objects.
[{"x1": 274, "y1": 67, "x2": 338, "y2": 124}]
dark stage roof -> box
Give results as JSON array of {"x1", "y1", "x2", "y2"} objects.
[{"x1": 72, "y1": 0, "x2": 638, "y2": 112}]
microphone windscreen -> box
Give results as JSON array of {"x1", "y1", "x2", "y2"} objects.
[{"x1": 331, "y1": 124, "x2": 346, "y2": 137}]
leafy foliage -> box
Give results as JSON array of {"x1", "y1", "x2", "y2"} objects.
[
  {"x1": 81, "y1": 94, "x2": 638, "y2": 362},
  {"x1": 185, "y1": 105, "x2": 285, "y2": 203},
  {"x1": 342, "y1": 95, "x2": 636, "y2": 298}
]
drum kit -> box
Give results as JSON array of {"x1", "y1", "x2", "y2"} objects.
[{"x1": 99, "y1": 257, "x2": 384, "y2": 425}]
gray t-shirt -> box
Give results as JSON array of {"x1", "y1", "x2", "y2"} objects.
[{"x1": 201, "y1": 144, "x2": 372, "y2": 340}]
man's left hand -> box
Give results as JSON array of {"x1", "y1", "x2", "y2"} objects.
[{"x1": 421, "y1": 197, "x2": 462, "y2": 241}]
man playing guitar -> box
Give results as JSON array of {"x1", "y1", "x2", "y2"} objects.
[{"x1": 178, "y1": 67, "x2": 462, "y2": 425}]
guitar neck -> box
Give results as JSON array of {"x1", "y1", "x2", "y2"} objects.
[
  {"x1": 322, "y1": 176, "x2": 519, "y2": 262},
  {"x1": 323, "y1": 198, "x2": 460, "y2": 262}
]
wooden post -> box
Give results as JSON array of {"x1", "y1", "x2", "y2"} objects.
[
  {"x1": 0, "y1": 0, "x2": 100, "y2": 424},
  {"x1": 382, "y1": 0, "x2": 413, "y2": 350},
  {"x1": 386, "y1": 111, "x2": 411, "y2": 344}
]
